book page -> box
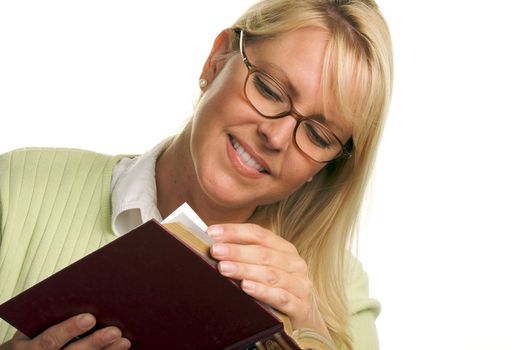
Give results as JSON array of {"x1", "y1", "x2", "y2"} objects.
[{"x1": 161, "y1": 202, "x2": 213, "y2": 245}]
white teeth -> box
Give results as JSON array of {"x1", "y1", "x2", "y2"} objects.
[
  {"x1": 247, "y1": 158, "x2": 258, "y2": 168},
  {"x1": 231, "y1": 137, "x2": 265, "y2": 172},
  {"x1": 241, "y1": 152, "x2": 251, "y2": 162}
]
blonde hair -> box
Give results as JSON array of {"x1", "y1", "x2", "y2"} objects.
[{"x1": 228, "y1": 0, "x2": 393, "y2": 348}]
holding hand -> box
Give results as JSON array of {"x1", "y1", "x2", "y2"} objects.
[
  {"x1": 0, "y1": 314, "x2": 130, "y2": 350},
  {"x1": 208, "y1": 223, "x2": 331, "y2": 339}
]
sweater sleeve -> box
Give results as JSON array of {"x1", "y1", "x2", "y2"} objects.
[
  {"x1": 0, "y1": 151, "x2": 9, "y2": 243},
  {"x1": 346, "y1": 256, "x2": 381, "y2": 350}
]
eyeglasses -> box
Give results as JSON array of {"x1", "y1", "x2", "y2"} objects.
[{"x1": 238, "y1": 29, "x2": 353, "y2": 163}]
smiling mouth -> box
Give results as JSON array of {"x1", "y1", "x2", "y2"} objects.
[{"x1": 228, "y1": 135, "x2": 270, "y2": 174}]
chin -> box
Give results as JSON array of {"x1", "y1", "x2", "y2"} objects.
[{"x1": 198, "y1": 170, "x2": 256, "y2": 209}]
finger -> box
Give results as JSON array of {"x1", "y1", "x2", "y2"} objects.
[
  {"x1": 65, "y1": 326, "x2": 126, "y2": 350},
  {"x1": 240, "y1": 280, "x2": 307, "y2": 325},
  {"x1": 211, "y1": 243, "x2": 307, "y2": 274},
  {"x1": 207, "y1": 223, "x2": 297, "y2": 254},
  {"x1": 218, "y1": 260, "x2": 312, "y2": 301},
  {"x1": 31, "y1": 313, "x2": 96, "y2": 349},
  {"x1": 102, "y1": 338, "x2": 132, "y2": 350},
  {"x1": 12, "y1": 330, "x2": 30, "y2": 341}
]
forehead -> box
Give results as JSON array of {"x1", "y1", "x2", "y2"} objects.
[
  {"x1": 245, "y1": 27, "x2": 353, "y2": 139},
  {"x1": 247, "y1": 27, "x2": 327, "y2": 99}
]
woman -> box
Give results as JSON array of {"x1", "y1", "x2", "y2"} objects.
[{"x1": 0, "y1": 0, "x2": 392, "y2": 349}]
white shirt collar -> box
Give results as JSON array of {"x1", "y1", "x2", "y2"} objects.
[{"x1": 110, "y1": 137, "x2": 173, "y2": 236}]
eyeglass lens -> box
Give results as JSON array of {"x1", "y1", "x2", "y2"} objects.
[{"x1": 245, "y1": 70, "x2": 342, "y2": 162}]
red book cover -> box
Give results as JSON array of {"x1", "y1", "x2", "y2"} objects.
[{"x1": 0, "y1": 220, "x2": 300, "y2": 349}]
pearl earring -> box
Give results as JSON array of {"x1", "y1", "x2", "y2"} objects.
[
  {"x1": 199, "y1": 79, "x2": 207, "y2": 88},
  {"x1": 307, "y1": 177, "x2": 313, "y2": 182}
]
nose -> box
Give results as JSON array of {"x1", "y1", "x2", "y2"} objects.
[{"x1": 257, "y1": 116, "x2": 297, "y2": 152}]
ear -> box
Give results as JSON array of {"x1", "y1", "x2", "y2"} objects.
[{"x1": 200, "y1": 29, "x2": 234, "y2": 89}]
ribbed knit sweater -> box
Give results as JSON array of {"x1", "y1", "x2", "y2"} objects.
[{"x1": 0, "y1": 148, "x2": 126, "y2": 342}]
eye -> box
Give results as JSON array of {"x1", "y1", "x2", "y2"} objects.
[
  {"x1": 253, "y1": 74, "x2": 284, "y2": 103},
  {"x1": 304, "y1": 122, "x2": 332, "y2": 149}
]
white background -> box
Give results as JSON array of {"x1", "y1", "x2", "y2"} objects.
[{"x1": 1, "y1": 1, "x2": 526, "y2": 349}]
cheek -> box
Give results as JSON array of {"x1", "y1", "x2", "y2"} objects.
[
  {"x1": 278, "y1": 156, "x2": 323, "y2": 189},
  {"x1": 189, "y1": 90, "x2": 233, "y2": 156},
  {"x1": 287, "y1": 151, "x2": 324, "y2": 176},
  {"x1": 195, "y1": 60, "x2": 247, "y2": 125},
  {"x1": 192, "y1": 84, "x2": 245, "y2": 134}
]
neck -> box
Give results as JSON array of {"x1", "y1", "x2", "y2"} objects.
[{"x1": 155, "y1": 127, "x2": 256, "y2": 226}]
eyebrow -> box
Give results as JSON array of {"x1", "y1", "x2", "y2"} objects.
[
  {"x1": 256, "y1": 61, "x2": 300, "y2": 99},
  {"x1": 308, "y1": 114, "x2": 341, "y2": 134}
]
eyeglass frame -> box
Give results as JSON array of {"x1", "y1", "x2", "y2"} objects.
[{"x1": 237, "y1": 29, "x2": 353, "y2": 163}]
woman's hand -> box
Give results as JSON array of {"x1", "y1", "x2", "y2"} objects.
[
  {"x1": 0, "y1": 313, "x2": 130, "y2": 350},
  {"x1": 207, "y1": 223, "x2": 331, "y2": 339}
]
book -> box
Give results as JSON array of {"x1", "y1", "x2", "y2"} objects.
[{"x1": 0, "y1": 204, "x2": 301, "y2": 349}]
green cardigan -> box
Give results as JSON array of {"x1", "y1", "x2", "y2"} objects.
[
  {"x1": 0, "y1": 148, "x2": 380, "y2": 349},
  {"x1": 0, "y1": 148, "x2": 125, "y2": 342}
]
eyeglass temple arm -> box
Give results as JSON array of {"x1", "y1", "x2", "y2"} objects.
[
  {"x1": 343, "y1": 139, "x2": 354, "y2": 158},
  {"x1": 238, "y1": 29, "x2": 252, "y2": 70}
]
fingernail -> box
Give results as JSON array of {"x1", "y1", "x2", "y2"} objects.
[
  {"x1": 207, "y1": 225, "x2": 224, "y2": 239},
  {"x1": 103, "y1": 328, "x2": 120, "y2": 342},
  {"x1": 212, "y1": 244, "x2": 228, "y2": 257},
  {"x1": 219, "y1": 261, "x2": 236, "y2": 275},
  {"x1": 77, "y1": 314, "x2": 95, "y2": 329},
  {"x1": 118, "y1": 339, "x2": 132, "y2": 350},
  {"x1": 242, "y1": 280, "x2": 256, "y2": 292}
]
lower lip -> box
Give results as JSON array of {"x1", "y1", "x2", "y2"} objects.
[{"x1": 226, "y1": 136, "x2": 267, "y2": 179}]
